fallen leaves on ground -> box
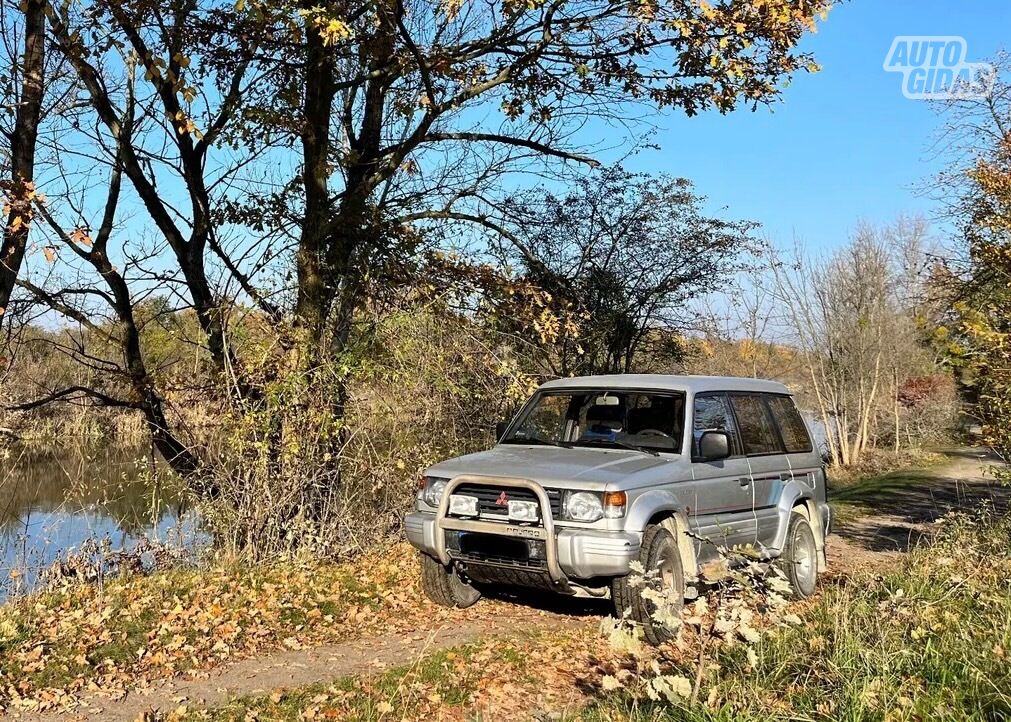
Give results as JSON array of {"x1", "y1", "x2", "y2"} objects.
[
  {"x1": 182, "y1": 627, "x2": 616, "y2": 722},
  {"x1": 0, "y1": 543, "x2": 506, "y2": 714}
]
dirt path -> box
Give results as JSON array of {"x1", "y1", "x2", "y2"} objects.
[
  {"x1": 827, "y1": 447, "x2": 1006, "y2": 570},
  {"x1": 12, "y1": 449, "x2": 1002, "y2": 721},
  {"x1": 11, "y1": 603, "x2": 599, "y2": 722}
]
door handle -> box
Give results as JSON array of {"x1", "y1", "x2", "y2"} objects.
[{"x1": 738, "y1": 478, "x2": 751, "y2": 487}]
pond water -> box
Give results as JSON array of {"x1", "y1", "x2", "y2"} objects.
[{"x1": 0, "y1": 445, "x2": 203, "y2": 601}]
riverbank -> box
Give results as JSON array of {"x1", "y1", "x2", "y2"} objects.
[
  {"x1": 0, "y1": 446, "x2": 197, "y2": 602},
  {"x1": 3, "y1": 449, "x2": 1007, "y2": 720}
]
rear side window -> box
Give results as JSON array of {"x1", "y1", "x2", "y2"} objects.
[
  {"x1": 729, "y1": 394, "x2": 785, "y2": 456},
  {"x1": 692, "y1": 394, "x2": 741, "y2": 456},
  {"x1": 767, "y1": 395, "x2": 814, "y2": 453}
]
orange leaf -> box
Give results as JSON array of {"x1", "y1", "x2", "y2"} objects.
[
  {"x1": 43, "y1": 246, "x2": 56, "y2": 264},
  {"x1": 70, "y1": 228, "x2": 93, "y2": 247}
]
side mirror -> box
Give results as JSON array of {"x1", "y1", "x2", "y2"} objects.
[
  {"x1": 495, "y1": 421, "x2": 509, "y2": 442},
  {"x1": 698, "y1": 430, "x2": 730, "y2": 461}
]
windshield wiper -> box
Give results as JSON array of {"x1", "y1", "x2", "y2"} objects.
[
  {"x1": 576, "y1": 438, "x2": 660, "y2": 457},
  {"x1": 505, "y1": 435, "x2": 573, "y2": 449}
]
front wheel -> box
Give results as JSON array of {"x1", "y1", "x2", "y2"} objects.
[
  {"x1": 612, "y1": 524, "x2": 685, "y2": 645},
  {"x1": 777, "y1": 512, "x2": 818, "y2": 598},
  {"x1": 420, "y1": 553, "x2": 481, "y2": 608}
]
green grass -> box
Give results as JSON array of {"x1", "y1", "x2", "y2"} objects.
[
  {"x1": 826, "y1": 451, "x2": 951, "y2": 526},
  {"x1": 828, "y1": 467, "x2": 942, "y2": 525},
  {"x1": 585, "y1": 507, "x2": 1011, "y2": 721}
]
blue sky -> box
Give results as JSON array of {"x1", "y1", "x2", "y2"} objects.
[{"x1": 615, "y1": 0, "x2": 1011, "y2": 252}]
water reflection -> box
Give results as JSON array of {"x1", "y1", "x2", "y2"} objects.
[{"x1": 0, "y1": 445, "x2": 203, "y2": 600}]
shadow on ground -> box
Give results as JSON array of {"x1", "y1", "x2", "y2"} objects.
[
  {"x1": 481, "y1": 584, "x2": 612, "y2": 617},
  {"x1": 830, "y1": 448, "x2": 1010, "y2": 554}
]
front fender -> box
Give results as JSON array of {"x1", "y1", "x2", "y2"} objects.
[
  {"x1": 624, "y1": 489, "x2": 698, "y2": 578},
  {"x1": 625, "y1": 488, "x2": 687, "y2": 532}
]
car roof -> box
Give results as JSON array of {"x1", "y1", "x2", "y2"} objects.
[{"x1": 538, "y1": 374, "x2": 792, "y2": 395}]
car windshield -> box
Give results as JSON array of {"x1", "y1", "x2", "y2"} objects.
[{"x1": 503, "y1": 390, "x2": 685, "y2": 453}]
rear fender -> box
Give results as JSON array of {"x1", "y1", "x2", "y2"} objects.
[{"x1": 770, "y1": 481, "x2": 827, "y2": 572}]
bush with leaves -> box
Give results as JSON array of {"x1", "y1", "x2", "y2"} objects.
[{"x1": 598, "y1": 545, "x2": 802, "y2": 709}]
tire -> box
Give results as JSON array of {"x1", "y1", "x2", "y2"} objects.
[
  {"x1": 612, "y1": 524, "x2": 685, "y2": 646},
  {"x1": 777, "y1": 512, "x2": 818, "y2": 598},
  {"x1": 420, "y1": 553, "x2": 481, "y2": 608}
]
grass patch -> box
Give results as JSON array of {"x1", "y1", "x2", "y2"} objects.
[
  {"x1": 585, "y1": 506, "x2": 1011, "y2": 721},
  {"x1": 827, "y1": 451, "x2": 951, "y2": 525},
  {"x1": 829, "y1": 468, "x2": 941, "y2": 525}
]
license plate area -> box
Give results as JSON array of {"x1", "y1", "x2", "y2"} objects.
[
  {"x1": 465, "y1": 532, "x2": 527, "y2": 559},
  {"x1": 446, "y1": 531, "x2": 546, "y2": 565}
]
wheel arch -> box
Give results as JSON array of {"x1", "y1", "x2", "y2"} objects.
[
  {"x1": 773, "y1": 486, "x2": 827, "y2": 573},
  {"x1": 625, "y1": 489, "x2": 698, "y2": 579},
  {"x1": 645, "y1": 509, "x2": 698, "y2": 580}
]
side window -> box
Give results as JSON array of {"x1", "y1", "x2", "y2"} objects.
[
  {"x1": 729, "y1": 394, "x2": 784, "y2": 456},
  {"x1": 692, "y1": 394, "x2": 741, "y2": 456},
  {"x1": 766, "y1": 395, "x2": 814, "y2": 453}
]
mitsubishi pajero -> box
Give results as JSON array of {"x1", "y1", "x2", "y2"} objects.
[{"x1": 406, "y1": 375, "x2": 831, "y2": 643}]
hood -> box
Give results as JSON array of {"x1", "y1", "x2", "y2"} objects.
[{"x1": 424, "y1": 443, "x2": 683, "y2": 490}]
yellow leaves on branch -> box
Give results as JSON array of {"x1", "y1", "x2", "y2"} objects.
[
  {"x1": 69, "y1": 227, "x2": 92, "y2": 247},
  {"x1": 969, "y1": 158, "x2": 1011, "y2": 233},
  {"x1": 173, "y1": 110, "x2": 204, "y2": 140},
  {"x1": 3, "y1": 180, "x2": 45, "y2": 234},
  {"x1": 320, "y1": 18, "x2": 353, "y2": 45},
  {"x1": 441, "y1": 0, "x2": 463, "y2": 22},
  {"x1": 299, "y1": 7, "x2": 354, "y2": 46}
]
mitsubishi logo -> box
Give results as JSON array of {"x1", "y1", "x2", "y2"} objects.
[{"x1": 495, "y1": 491, "x2": 509, "y2": 506}]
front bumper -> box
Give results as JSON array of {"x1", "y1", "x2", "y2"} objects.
[{"x1": 405, "y1": 510, "x2": 641, "y2": 581}]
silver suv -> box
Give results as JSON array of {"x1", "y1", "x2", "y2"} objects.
[{"x1": 406, "y1": 374, "x2": 830, "y2": 643}]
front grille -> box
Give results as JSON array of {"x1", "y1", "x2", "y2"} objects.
[
  {"x1": 451, "y1": 483, "x2": 562, "y2": 519},
  {"x1": 454, "y1": 552, "x2": 548, "y2": 570}
]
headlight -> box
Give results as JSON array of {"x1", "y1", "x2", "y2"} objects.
[
  {"x1": 422, "y1": 477, "x2": 448, "y2": 507},
  {"x1": 564, "y1": 491, "x2": 603, "y2": 522}
]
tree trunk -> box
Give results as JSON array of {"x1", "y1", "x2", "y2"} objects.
[
  {"x1": 0, "y1": 0, "x2": 45, "y2": 319},
  {"x1": 893, "y1": 366, "x2": 901, "y2": 454},
  {"x1": 294, "y1": 10, "x2": 337, "y2": 354}
]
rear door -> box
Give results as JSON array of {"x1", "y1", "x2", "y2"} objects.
[
  {"x1": 689, "y1": 393, "x2": 755, "y2": 552},
  {"x1": 765, "y1": 394, "x2": 821, "y2": 538},
  {"x1": 728, "y1": 393, "x2": 788, "y2": 548}
]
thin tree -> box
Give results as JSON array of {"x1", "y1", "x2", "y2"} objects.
[{"x1": 0, "y1": 0, "x2": 45, "y2": 320}]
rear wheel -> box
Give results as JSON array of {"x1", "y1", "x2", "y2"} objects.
[
  {"x1": 777, "y1": 512, "x2": 818, "y2": 597},
  {"x1": 420, "y1": 553, "x2": 481, "y2": 608},
  {"x1": 612, "y1": 524, "x2": 685, "y2": 645}
]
